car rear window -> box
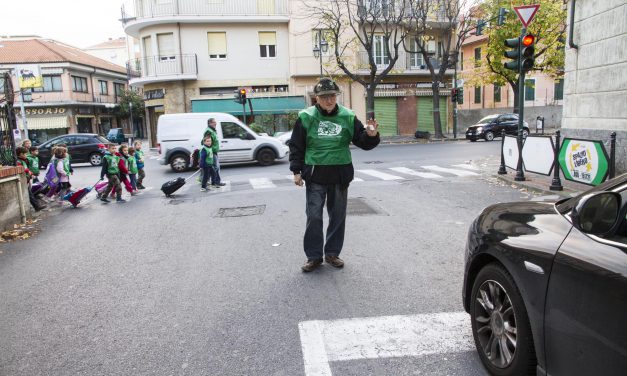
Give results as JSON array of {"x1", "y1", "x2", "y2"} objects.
[{"x1": 95, "y1": 136, "x2": 110, "y2": 143}]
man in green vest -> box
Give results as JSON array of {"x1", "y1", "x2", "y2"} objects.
[
  {"x1": 289, "y1": 77, "x2": 380, "y2": 272},
  {"x1": 201, "y1": 118, "x2": 225, "y2": 187}
]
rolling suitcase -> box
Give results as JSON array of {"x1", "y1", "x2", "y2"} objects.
[{"x1": 161, "y1": 169, "x2": 201, "y2": 197}]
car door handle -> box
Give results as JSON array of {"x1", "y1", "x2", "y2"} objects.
[{"x1": 221, "y1": 140, "x2": 228, "y2": 143}]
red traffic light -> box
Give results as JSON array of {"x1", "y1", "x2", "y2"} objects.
[{"x1": 522, "y1": 34, "x2": 535, "y2": 46}]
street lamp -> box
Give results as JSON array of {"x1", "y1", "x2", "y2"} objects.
[
  {"x1": 312, "y1": 30, "x2": 328, "y2": 78},
  {"x1": 128, "y1": 101, "x2": 134, "y2": 144}
]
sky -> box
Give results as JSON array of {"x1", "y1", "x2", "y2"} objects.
[{"x1": 0, "y1": 0, "x2": 129, "y2": 48}]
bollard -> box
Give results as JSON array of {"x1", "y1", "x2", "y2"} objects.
[
  {"x1": 609, "y1": 132, "x2": 616, "y2": 179},
  {"x1": 498, "y1": 130, "x2": 507, "y2": 174},
  {"x1": 550, "y1": 130, "x2": 563, "y2": 191},
  {"x1": 515, "y1": 128, "x2": 525, "y2": 181}
]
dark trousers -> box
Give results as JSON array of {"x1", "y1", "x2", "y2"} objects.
[
  {"x1": 210, "y1": 153, "x2": 221, "y2": 184},
  {"x1": 129, "y1": 174, "x2": 137, "y2": 190},
  {"x1": 304, "y1": 182, "x2": 348, "y2": 261},
  {"x1": 200, "y1": 165, "x2": 215, "y2": 189},
  {"x1": 137, "y1": 168, "x2": 145, "y2": 185},
  {"x1": 103, "y1": 174, "x2": 122, "y2": 197}
]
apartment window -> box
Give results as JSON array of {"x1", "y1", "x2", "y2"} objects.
[
  {"x1": 373, "y1": 35, "x2": 390, "y2": 66},
  {"x1": 554, "y1": 79, "x2": 564, "y2": 100},
  {"x1": 71, "y1": 76, "x2": 88, "y2": 93},
  {"x1": 493, "y1": 84, "x2": 501, "y2": 102},
  {"x1": 114, "y1": 83, "x2": 125, "y2": 97},
  {"x1": 474, "y1": 47, "x2": 481, "y2": 67},
  {"x1": 142, "y1": 36, "x2": 153, "y2": 57},
  {"x1": 33, "y1": 75, "x2": 62, "y2": 92},
  {"x1": 409, "y1": 37, "x2": 424, "y2": 68},
  {"x1": 474, "y1": 86, "x2": 481, "y2": 104},
  {"x1": 99, "y1": 80, "x2": 108, "y2": 95},
  {"x1": 259, "y1": 32, "x2": 277, "y2": 58},
  {"x1": 157, "y1": 33, "x2": 175, "y2": 60},
  {"x1": 524, "y1": 79, "x2": 535, "y2": 101},
  {"x1": 208, "y1": 32, "x2": 227, "y2": 59}
]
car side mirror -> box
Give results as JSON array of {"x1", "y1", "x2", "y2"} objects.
[
  {"x1": 571, "y1": 192, "x2": 622, "y2": 235},
  {"x1": 242, "y1": 133, "x2": 255, "y2": 140}
]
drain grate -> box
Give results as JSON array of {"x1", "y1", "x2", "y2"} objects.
[
  {"x1": 347, "y1": 197, "x2": 381, "y2": 216},
  {"x1": 216, "y1": 205, "x2": 266, "y2": 218}
]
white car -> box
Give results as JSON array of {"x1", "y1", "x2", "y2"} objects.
[
  {"x1": 275, "y1": 130, "x2": 293, "y2": 145},
  {"x1": 157, "y1": 112, "x2": 289, "y2": 172}
]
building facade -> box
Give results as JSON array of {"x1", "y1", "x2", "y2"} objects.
[
  {"x1": 121, "y1": 0, "x2": 455, "y2": 145},
  {"x1": 0, "y1": 38, "x2": 130, "y2": 143},
  {"x1": 84, "y1": 37, "x2": 130, "y2": 68}
]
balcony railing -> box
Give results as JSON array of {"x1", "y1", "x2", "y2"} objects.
[
  {"x1": 356, "y1": 51, "x2": 450, "y2": 72},
  {"x1": 127, "y1": 54, "x2": 198, "y2": 81},
  {"x1": 122, "y1": 0, "x2": 288, "y2": 21}
]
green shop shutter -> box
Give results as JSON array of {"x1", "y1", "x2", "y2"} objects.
[
  {"x1": 373, "y1": 98, "x2": 398, "y2": 136},
  {"x1": 439, "y1": 97, "x2": 448, "y2": 131},
  {"x1": 417, "y1": 97, "x2": 448, "y2": 134}
]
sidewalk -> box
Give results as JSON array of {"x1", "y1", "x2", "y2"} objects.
[
  {"x1": 493, "y1": 169, "x2": 588, "y2": 198},
  {"x1": 379, "y1": 133, "x2": 467, "y2": 144}
]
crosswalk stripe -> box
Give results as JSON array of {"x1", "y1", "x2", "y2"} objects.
[
  {"x1": 356, "y1": 169, "x2": 405, "y2": 181},
  {"x1": 352, "y1": 177, "x2": 364, "y2": 182},
  {"x1": 452, "y1": 164, "x2": 480, "y2": 171},
  {"x1": 249, "y1": 177, "x2": 276, "y2": 189},
  {"x1": 421, "y1": 165, "x2": 479, "y2": 177},
  {"x1": 389, "y1": 167, "x2": 442, "y2": 179}
]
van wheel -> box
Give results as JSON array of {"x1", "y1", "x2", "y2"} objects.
[
  {"x1": 170, "y1": 154, "x2": 189, "y2": 172},
  {"x1": 256, "y1": 148, "x2": 276, "y2": 166}
]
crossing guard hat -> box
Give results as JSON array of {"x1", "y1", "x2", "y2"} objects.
[{"x1": 314, "y1": 77, "x2": 341, "y2": 96}]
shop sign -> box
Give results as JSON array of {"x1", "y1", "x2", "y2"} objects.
[
  {"x1": 558, "y1": 138, "x2": 609, "y2": 186},
  {"x1": 15, "y1": 107, "x2": 67, "y2": 116},
  {"x1": 144, "y1": 89, "x2": 165, "y2": 100}
]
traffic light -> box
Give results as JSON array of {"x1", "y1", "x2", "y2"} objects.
[
  {"x1": 451, "y1": 88, "x2": 457, "y2": 103},
  {"x1": 234, "y1": 88, "x2": 248, "y2": 104},
  {"x1": 457, "y1": 87, "x2": 464, "y2": 104},
  {"x1": 497, "y1": 8, "x2": 508, "y2": 26},
  {"x1": 503, "y1": 34, "x2": 535, "y2": 73},
  {"x1": 475, "y1": 20, "x2": 486, "y2": 36}
]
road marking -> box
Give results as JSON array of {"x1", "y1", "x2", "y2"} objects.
[
  {"x1": 299, "y1": 311, "x2": 473, "y2": 376},
  {"x1": 356, "y1": 169, "x2": 405, "y2": 181},
  {"x1": 421, "y1": 165, "x2": 479, "y2": 177},
  {"x1": 452, "y1": 164, "x2": 480, "y2": 171},
  {"x1": 249, "y1": 178, "x2": 276, "y2": 189},
  {"x1": 352, "y1": 177, "x2": 364, "y2": 182},
  {"x1": 389, "y1": 167, "x2": 442, "y2": 179}
]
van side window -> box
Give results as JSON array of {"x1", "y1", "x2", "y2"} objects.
[{"x1": 222, "y1": 122, "x2": 248, "y2": 139}]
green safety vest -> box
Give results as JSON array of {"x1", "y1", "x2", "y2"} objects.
[
  {"x1": 299, "y1": 105, "x2": 355, "y2": 166},
  {"x1": 27, "y1": 155, "x2": 40, "y2": 174},
  {"x1": 104, "y1": 154, "x2": 120, "y2": 174},
  {"x1": 17, "y1": 158, "x2": 29, "y2": 171},
  {"x1": 63, "y1": 156, "x2": 71, "y2": 175},
  {"x1": 202, "y1": 127, "x2": 220, "y2": 153},
  {"x1": 201, "y1": 145, "x2": 214, "y2": 165},
  {"x1": 128, "y1": 155, "x2": 138, "y2": 174}
]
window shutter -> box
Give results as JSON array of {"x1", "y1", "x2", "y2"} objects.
[
  {"x1": 157, "y1": 33, "x2": 175, "y2": 56},
  {"x1": 208, "y1": 32, "x2": 227, "y2": 55},
  {"x1": 258, "y1": 32, "x2": 276, "y2": 45}
]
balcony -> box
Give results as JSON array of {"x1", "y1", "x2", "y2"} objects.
[
  {"x1": 122, "y1": 0, "x2": 289, "y2": 36},
  {"x1": 356, "y1": 51, "x2": 454, "y2": 75},
  {"x1": 127, "y1": 54, "x2": 198, "y2": 86}
]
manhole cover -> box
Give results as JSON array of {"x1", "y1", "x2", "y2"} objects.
[
  {"x1": 216, "y1": 205, "x2": 266, "y2": 218},
  {"x1": 364, "y1": 161, "x2": 383, "y2": 164},
  {"x1": 168, "y1": 199, "x2": 186, "y2": 205},
  {"x1": 347, "y1": 198, "x2": 381, "y2": 216}
]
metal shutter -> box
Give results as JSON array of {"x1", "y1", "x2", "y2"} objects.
[{"x1": 373, "y1": 98, "x2": 397, "y2": 136}]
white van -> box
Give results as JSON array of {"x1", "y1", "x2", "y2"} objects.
[{"x1": 157, "y1": 112, "x2": 289, "y2": 172}]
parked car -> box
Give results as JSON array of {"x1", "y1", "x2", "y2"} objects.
[
  {"x1": 157, "y1": 112, "x2": 289, "y2": 172},
  {"x1": 106, "y1": 128, "x2": 127, "y2": 144},
  {"x1": 37, "y1": 134, "x2": 112, "y2": 167},
  {"x1": 275, "y1": 130, "x2": 293, "y2": 145},
  {"x1": 465, "y1": 114, "x2": 530, "y2": 142},
  {"x1": 463, "y1": 174, "x2": 627, "y2": 376}
]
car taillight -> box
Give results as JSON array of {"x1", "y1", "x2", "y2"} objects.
[
  {"x1": 97, "y1": 143, "x2": 106, "y2": 149},
  {"x1": 157, "y1": 143, "x2": 161, "y2": 154}
]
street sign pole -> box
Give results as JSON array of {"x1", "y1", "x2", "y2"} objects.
[{"x1": 515, "y1": 27, "x2": 526, "y2": 181}]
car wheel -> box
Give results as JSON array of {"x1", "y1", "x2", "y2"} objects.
[
  {"x1": 256, "y1": 148, "x2": 276, "y2": 166},
  {"x1": 89, "y1": 153, "x2": 103, "y2": 166},
  {"x1": 522, "y1": 129, "x2": 529, "y2": 138},
  {"x1": 470, "y1": 263, "x2": 536, "y2": 376},
  {"x1": 485, "y1": 131, "x2": 495, "y2": 141},
  {"x1": 170, "y1": 154, "x2": 189, "y2": 172}
]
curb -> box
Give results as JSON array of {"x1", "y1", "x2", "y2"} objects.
[{"x1": 493, "y1": 174, "x2": 581, "y2": 198}]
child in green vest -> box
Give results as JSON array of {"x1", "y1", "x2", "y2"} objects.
[
  {"x1": 128, "y1": 147, "x2": 139, "y2": 192},
  {"x1": 133, "y1": 141, "x2": 146, "y2": 189},
  {"x1": 199, "y1": 136, "x2": 215, "y2": 192},
  {"x1": 99, "y1": 144, "x2": 125, "y2": 203},
  {"x1": 27, "y1": 146, "x2": 41, "y2": 183}
]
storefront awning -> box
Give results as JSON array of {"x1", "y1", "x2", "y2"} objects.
[
  {"x1": 18, "y1": 116, "x2": 69, "y2": 130},
  {"x1": 191, "y1": 96, "x2": 306, "y2": 115}
]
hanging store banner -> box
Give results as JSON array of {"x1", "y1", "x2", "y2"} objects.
[
  {"x1": 522, "y1": 135, "x2": 554, "y2": 175},
  {"x1": 503, "y1": 135, "x2": 520, "y2": 170},
  {"x1": 558, "y1": 138, "x2": 609, "y2": 186},
  {"x1": 16, "y1": 65, "x2": 43, "y2": 88}
]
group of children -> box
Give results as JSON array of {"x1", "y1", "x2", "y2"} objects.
[{"x1": 99, "y1": 141, "x2": 146, "y2": 203}]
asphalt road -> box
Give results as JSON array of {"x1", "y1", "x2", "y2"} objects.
[{"x1": 0, "y1": 140, "x2": 540, "y2": 376}]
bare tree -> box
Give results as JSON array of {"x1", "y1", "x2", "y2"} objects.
[
  {"x1": 405, "y1": 0, "x2": 475, "y2": 138},
  {"x1": 302, "y1": 0, "x2": 410, "y2": 119}
]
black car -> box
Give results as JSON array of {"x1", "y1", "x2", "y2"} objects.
[
  {"x1": 463, "y1": 174, "x2": 627, "y2": 375},
  {"x1": 106, "y1": 128, "x2": 127, "y2": 144},
  {"x1": 37, "y1": 134, "x2": 112, "y2": 167},
  {"x1": 465, "y1": 113, "x2": 530, "y2": 142}
]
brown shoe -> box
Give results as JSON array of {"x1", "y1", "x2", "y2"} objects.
[
  {"x1": 325, "y1": 255, "x2": 344, "y2": 268},
  {"x1": 301, "y1": 259, "x2": 323, "y2": 272}
]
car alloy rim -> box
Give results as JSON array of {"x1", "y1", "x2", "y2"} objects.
[
  {"x1": 173, "y1": 158, "x2": 186, "y2": 170},
  {"x1": 474, "y1": 279, "x2": 517, "y2": 368}
]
